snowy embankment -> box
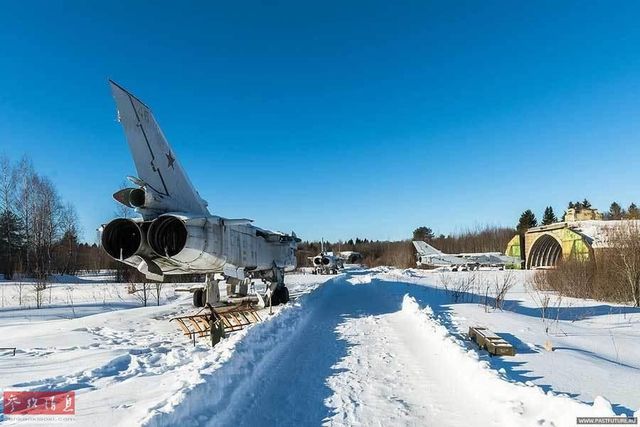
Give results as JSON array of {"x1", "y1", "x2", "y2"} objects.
[
  {"x1": 1, "y1": 269, "x2": 638, "y2": 426},
  {"x1": 326, "y1": 292, "x2": 615, "y2": 426}
]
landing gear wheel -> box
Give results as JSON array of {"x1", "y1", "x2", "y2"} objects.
[{"x1": 193, "y1": 288, "x2": 205, "y2": 307}]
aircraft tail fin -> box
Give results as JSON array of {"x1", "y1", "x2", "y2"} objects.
[
  {"x1": 109, "y1": 80, "x2": 209, "y2": 215},
  {"x1": 412, "y1": 240, "x2": 442, "y2": 256}
]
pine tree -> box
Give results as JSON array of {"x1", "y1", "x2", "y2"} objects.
[
  {"x1": 541, "y1": 206, "x2": 558, "y2": 225},
  {"x1": 628, "y1": 203, "x2": 640, "y2": 219},
  {"x1": 412, "y1": 226, "x2": 434, "y2": 241},
  {"x1": 0, "y1": 209, "x2": 24, "y2": 279},
  {"x1": 608, "y1": 202, "x2": 624, "y2": 220},
  {"x1": 582, "y1": 198, "x2": 592, "y2": 209},
  {"x1": 516, "y1": 210, "x2": 538, "y2": 233},
  {"x1": 568, "y1": 201, "x2": 575, "y2": 209}
]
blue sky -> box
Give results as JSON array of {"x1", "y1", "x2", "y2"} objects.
[{"x1": 1, "y1": 1, "x2": 640, "y2": 242}]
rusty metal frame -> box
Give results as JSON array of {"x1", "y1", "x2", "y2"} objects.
[{"x1": 171, "y1": 302, "x2": 262, "y2": 345}]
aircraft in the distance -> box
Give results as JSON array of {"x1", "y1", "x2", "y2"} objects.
[
  {"x1": 310, "y1": 251, "x2": 344, "y2": 275},
  {"x1": 309, "y1": 242, "x2": 362, "y2": 274},
  {"x1": 412, "y1": 241, "x2": 519, "y2": 271},
  {"x1": 100, "y1": 80, "x2": 300, "y2": 310}
]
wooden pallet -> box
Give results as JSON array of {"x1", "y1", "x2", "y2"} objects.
[{"x1": 468, "y1": 326, "x2": 515, "y2": 356}]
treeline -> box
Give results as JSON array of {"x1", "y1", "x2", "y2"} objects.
[
  {"x1": 298, "y1": 225, "x2": 515, "y2": 269},
  {"x1": 602, "y1": 201, "x2": 640, "y2": 220},
  {"x1": 516, "y1": 199, "x2": 640, "y2": 233},
  {"x1": 0, "y1": 154, "x2": 113, "y2": 279},
  {"x1": 412, "y1": 225, "x2": 515, "y2": 254}
]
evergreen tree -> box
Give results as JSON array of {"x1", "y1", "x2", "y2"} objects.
[
  {"x1": 628, "y1": 203, "x2": 640, "y2": 219},
  {"x1": 608, "y1": 202, "x2": 624, "y2": 220},
  {"x1": 541, "y1": 206, "x2": 558, "y2": 225},
  {"x1": 582, "y1": 198, "x2": 592, "y2": 209},
  {"x1": 568, "y1": 201, "x2": 575, "y2": 209},
  {"x1": 516, "y1": 210, "x2": 538, "y2": 233},
  {"x1": 412, "y1": 226, "x2": 434, "y2": 241},
  {"x1": 0, "y1": 209, "x2": 24, "y2": 279}
]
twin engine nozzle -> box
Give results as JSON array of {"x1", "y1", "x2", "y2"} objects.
[
  {"x1": 313, "y1": 255, "x2": 333, "y2": 266},
  {"x1": 101, "y1": 215, "x2": 188, "y2": 261}
]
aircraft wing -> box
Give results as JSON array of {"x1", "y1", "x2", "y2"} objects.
[{"x1": 109, "y1": 80, "x2": 209, "y2": 215}]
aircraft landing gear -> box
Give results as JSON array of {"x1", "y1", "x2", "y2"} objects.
[
  {"x1": 193, "y1": 288, "x2": 205, "y2": 307},
  {"x1": 192, "y1": 274, "x2": 220, "y2": 308}
]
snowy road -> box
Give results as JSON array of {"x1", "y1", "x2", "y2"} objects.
[
  {"x1": 146, "y1": 272, "x2": 618, "y2": 427},
  {"x1": 1, "y1": 271, "x2": 632, "y2": 426}
]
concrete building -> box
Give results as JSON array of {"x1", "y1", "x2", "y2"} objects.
[
  {"x1": 563, "y1": 207, "x2": 604, "y2": 222},
  {"x1": 505, "y1": 209, "x2": 639, "y2": 269}
]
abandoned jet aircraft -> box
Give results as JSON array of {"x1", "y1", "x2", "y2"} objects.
[
  {"x1": 412, "y1": 241, "x2": 518, "y2": 270},
  {"x1": 309, "y1": 241, "x2": 362, "y2": 274},
  {"x1": 100, "y1": 80, "x2": 299, "y2": 308},
  {"x1": 310, "y1": 251, "x2": 344, "y2": 275}
]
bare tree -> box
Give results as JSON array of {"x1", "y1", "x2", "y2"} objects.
[
  {"x1": 33, "y1": 279, "x2": 47, "y2": 309},
  {"x1": 493, "y1": 271, "x2": 515, "y2": 310},
  {"x1": 113, "y1": 180, "x2": 135, "y2": 219},
  {"x1": 66, "y1": 286, "x2": 77, "y2": 318},
  {"x1": 0, "y1": 154, "x2": 17, "y2": 213},
  {"x1": 15, "y1": 156, "x2": 35, "y2": 274},
  {"x1": 154, "y1": 282, "x2": 163, "y2": 306},
  {"x1": 128, "y1": 275, "x2": 151, "y2": 307},
  {"x1": 526, "y1": 273, "x2": 564, "y2": 334},
  {"x1": 608, "y1": 222, "x2": 640, "y2": 307},
  {"x1": 30, "y1": 175, "x2": 62, "y2": 278},
  {"x1": 440, "y1": 272, "x2": 475, "y2": 303},
  {"x1": 0, "y1": 154, "x2": 19, "y2": 278}
]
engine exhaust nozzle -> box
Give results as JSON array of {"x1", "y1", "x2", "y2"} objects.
[
  {"x1": 101, "y1": 218, "x2": 143, "y2": 260},
  {"x1": 148, "y1": 215, "x2": 188, "y2": 257}
]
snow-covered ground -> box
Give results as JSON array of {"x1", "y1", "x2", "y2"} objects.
[{"x1": 0, "y1": 269, "x2": 638, "y2": 426}]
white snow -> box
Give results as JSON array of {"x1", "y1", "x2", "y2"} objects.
[{"x1": 0, "y1": 269, "x2": 638, "y2": 426}]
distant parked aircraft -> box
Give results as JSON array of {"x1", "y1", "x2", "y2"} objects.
[
  {"x1": 412, "y1": 241, "x2": 518, "y2": 271},
  {"x1": 309, "y1": 242, "x2": 362, "y2": 274}
]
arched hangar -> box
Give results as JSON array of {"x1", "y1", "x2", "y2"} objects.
[{"x1": 505, "y1": 219, "x2": 636, "y2": 269}]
